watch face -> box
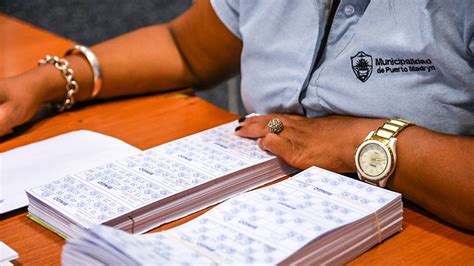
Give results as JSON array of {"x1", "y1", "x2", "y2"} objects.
[{"x1": 357, "y1": 142, "x2": 390, "y2": 179}]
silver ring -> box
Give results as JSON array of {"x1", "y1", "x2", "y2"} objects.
[{"x1": 267, "y1": 118, "x2": 284, "y2": 134}]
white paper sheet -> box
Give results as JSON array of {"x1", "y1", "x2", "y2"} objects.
[
  {"x1": 0, "y1": 130, "x2": 140, "y2": 214},
  {"x1": 0, "y1": 241, "x2": 18, "y2": 263}
]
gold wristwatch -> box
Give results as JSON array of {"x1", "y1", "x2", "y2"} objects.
[{"x1": 355, "y1": 119, "x2": 412, "y2": 187}]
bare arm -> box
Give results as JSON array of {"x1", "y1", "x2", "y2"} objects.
[
  {"x1": 236, "y1": 115, "x2": 474, "y2": 231},
  {"x1": 0, "y1": 0, "x2": 242, "y2": 135},
  {"x1": 388, "y1": 125, "x2": 473, "y2": 231}
]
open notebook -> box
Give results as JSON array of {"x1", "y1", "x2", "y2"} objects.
[
  {"x1": 62, "y1": 166, "x2": 403, "y2": 265},
  {"x1": 26, "y1": 120, "x2": 296, "y2": 238}
]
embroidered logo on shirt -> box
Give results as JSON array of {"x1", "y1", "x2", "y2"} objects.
[{"x1": 351, "y1": 51, "x2": 373, "y2": 82}]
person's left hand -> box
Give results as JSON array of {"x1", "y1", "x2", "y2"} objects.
[{"x1": 235, "y1": 114, "x2": 382, "y2": 172}]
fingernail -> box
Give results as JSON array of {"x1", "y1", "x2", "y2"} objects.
[
  {"x1": 235, "y1": 126, "x2": 242, "y2": 132},
  {"x1": 238, "y1": 116, "x2": 246, "y2": 123}
]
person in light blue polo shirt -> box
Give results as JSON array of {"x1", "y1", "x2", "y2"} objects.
[
  {"x1": 212, "y1": 0, "x2": 474, "y2": 135},
  {"x1": 0, "y1": 0, "x2": 472, "y2": 230}
]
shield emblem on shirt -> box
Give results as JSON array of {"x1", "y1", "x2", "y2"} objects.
[{"x1": 351, "y1": 51, "x2": 373, "y2": 82}]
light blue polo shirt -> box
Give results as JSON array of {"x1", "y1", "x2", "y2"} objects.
[{"x1": 211, "y1": 0, "x2": 474, "y2": 135}]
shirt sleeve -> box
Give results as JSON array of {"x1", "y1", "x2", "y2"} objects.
[{"x1": 210, "y1": 0, "x2": 242, "y2": 39}]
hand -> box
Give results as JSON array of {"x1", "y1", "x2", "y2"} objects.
[
  {"x1": 235, "y1": 114, "x2": 382, "y2": 172},
  {"x1": 0, "y1": 76, "x2": 44, "y2": 136}
]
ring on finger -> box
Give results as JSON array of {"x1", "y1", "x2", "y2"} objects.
[{"x1": 267, "y1": 118, "x2": 284, "y2": 134}]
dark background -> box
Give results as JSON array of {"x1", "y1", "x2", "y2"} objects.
[{"x1": 1, "y1": 0, "x2": 244, "y2": 114}]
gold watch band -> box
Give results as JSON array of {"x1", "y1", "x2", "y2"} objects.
[{"x1": 372, "y1": 119, "x2": 412, "y2": 144}]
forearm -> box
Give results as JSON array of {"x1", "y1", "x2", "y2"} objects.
[
  {"x1": 387, "y1": 127, "x2": 474, "y2": 231},
  {"x1": 25, "y1": 0, "x2": 241, "y2": 105},
  {"x1": 31, "y1": 24, "x2": 195, "y2": 105}
]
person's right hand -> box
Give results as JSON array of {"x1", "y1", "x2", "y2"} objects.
[{"x1": 0, "y1": 76, "x2": 44, "y2": 136}]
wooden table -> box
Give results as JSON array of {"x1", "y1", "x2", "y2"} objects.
[
  {"x1": 1, "y1": 14, "x2": 473, "y2": 265},
  {"x1": 0, "y1": 14, "x2": 76, "y2": 78}
]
